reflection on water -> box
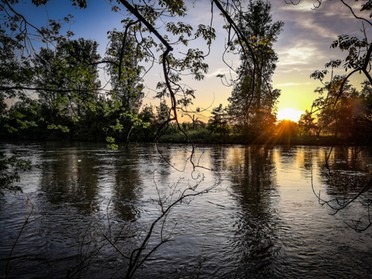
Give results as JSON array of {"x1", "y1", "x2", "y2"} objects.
[
  {"x1": 225, "y1": 146, "x2": 279, "y2": 277},
  {"x1": 111, "y1": 146, "x2": 142, "y2": 221},
  {"x1": 39, "y1": 146, "x2": 101, "y2": 212},
  {"x1": 0, "y1": 143, "x2": 371, "y2": 278},
  {"x1": 316, "y1": 147, "x2": 372, "y2": 232}
]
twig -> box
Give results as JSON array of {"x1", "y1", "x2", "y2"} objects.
[{"x1": 5, "y1": 196, "x2": 34, "y2": 278}]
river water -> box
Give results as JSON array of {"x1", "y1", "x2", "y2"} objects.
[{"x1": 0, "y1": 143, "x2": 372, "y2": 278}]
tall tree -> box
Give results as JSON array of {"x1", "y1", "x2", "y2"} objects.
[
  {"x1": 32, "y1": 38, "x2": 101, "y2": 136},
  {"x1": 106, "y1": 26, "x2": 145, "y2": 113},
  {"x1": 227, "y1": 0, "x2": 283, "y2": 138}
]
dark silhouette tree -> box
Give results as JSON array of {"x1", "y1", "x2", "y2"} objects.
[
  {"x1": 105, "y1": 26, "x2": 144, "y2": 113},
  {"x1": 207, "y1": 104, "x2": 230, "y2": 135},
  {"x1": 32, "y1": 38, "x2": 101, "y2": 136},
  {"x1": 227, "y1": 0, "x2": 283, "y2": 138},
  {"x1": 298, "y1": 110, "x2": 317, "y2": 136}
]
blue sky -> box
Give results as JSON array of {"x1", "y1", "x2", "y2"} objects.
[{"x1": 11, "y1": 0, "x2": 371, "y2": 121}]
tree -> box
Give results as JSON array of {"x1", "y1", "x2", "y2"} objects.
[
  {"x1": 227, "y1": 0, "x2": 283, "y2": 138},
  {"x1": 133, "y1": 104, "x2": 157, "y2": 141},
  {"x1": 358, "y1": 81, "x2": 372, "y2": 144},
  {"x1": 298, "y1": 110, "x2": 317, "y2": 136},
  {"x1": 275, "y1": 120, "x2": 299, "y2": 143},
  {"x1": 312, "y1": 77, "x2": 371, "y2": 143},
  {"x1": 105, "y1": 26, "x2": 145, "y2": 113},
  {"x1": 31, "y1": 38, "x2": 101, "y2": 137},
  {"x1": 0, "y1": 98, "x2": 41, "y2": 138},
  {"x1": 102, "y1": 26, "x2": 148, "y2": 142},
  {"x1": 207, "y1": 104, "x2": 230, "y2": 135}
]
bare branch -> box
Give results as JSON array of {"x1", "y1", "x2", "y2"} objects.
[{"x1": 340, "y1": 0, "x2": 372, "y2": 27}]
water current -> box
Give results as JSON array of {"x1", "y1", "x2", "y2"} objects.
[{"x1": 0, "y1": 142, "x2": 371, "y2": 278}]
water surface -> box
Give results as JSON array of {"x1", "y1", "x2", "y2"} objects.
[{"x1": 1, "y1": 143, "x2": 371, "y2": 278}]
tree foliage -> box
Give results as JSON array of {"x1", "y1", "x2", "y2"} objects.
[
  {"x1": 106, "y1": 26, "x2": 144, "y2": 113},
  {"x1": 298, "y1": 110, "x2": 317, "y2": 136},
  {"x1": 312, "y1": 78, "x2": 372, "y2": 144},
  {"x1": 0, "y1": 0, "x2": 271, "y2": 143},
  {"x1": 0, "y1": 0, "x2": 371, "y2": 145},
  {"x1": 208, "y1": 104, "x2": 230, "y2": 135},
  {"x1": 227, "y1": 0, "x2": 283, "y2": 138}
]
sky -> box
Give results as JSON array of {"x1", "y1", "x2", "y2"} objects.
[
  {"x1": 269, "y1": 0, "x2": 370, "y2": 120},
  {"x1": 11, "y1": 0, "x2": 372, "y2": 122}
]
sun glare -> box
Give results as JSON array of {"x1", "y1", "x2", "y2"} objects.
[{"x1": 277, "y1": 108, "x2": 304, "y2": 122}]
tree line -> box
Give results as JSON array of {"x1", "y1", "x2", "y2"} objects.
[
  {"x1": 0, "y1": 1, "x2": 371, "y2": 275},
  {"x1": 0, "y1": 0, "x2": 371, "y2": 146}
]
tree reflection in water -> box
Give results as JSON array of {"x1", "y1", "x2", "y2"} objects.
[
  {"x1": 39, "y1": 143, "x2": 100, "y2": 213},
  {"x1": 315, "y1": 146, "x2": 372, "y2": 232},
  {"x1": 209, "y1": 145, "x2": 280, "y2": 277},
  {"x1": 231, "y1": 146, "x2": 280, "y2": 277},
  {"x1": 1, "y1": 143, "x2": 372, "y2": 278},
  {"x1": 112, "y1": 145, "x2": 142, "y2": 221}
]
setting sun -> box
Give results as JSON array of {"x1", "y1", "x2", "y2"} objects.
[{"x1": 277, "y1": 108, "x2": 304, "y2": 122}]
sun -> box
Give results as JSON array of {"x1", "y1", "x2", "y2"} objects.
[{"x1": 277, "y1": 108, "x2": 304, "y2": 122}]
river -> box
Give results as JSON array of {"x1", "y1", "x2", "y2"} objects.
[{"x1": 1, "y1": 143, "x2": 372, "y2": 278}]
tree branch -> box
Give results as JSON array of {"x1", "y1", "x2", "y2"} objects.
[
  {"x1": 212, "y1": 0, "x2": 258, "y2": 69},
  {"x1": 118, "y1": 0, "x2": 173, "y2": 52},
  {"x1": 340, "y1": 0, "x2": 372, "y2": 27}
]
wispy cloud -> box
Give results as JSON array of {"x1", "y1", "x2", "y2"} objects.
[
  {"x1": 277, "y1": 44, "x2": 321, "y2": 66},
  {"x1": 274, "y1": 81, "x2": 314, "y2": 87},
  {"x1": 279, "y1": 1, "x2": 320, "y2": 12},
  {"x1": 205, "y1": 67, "x2": 237, "y2": 79}
]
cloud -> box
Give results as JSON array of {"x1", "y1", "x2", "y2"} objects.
[
  {"x1": 274, "y1": 0, "x2": 367, "y2": 38},
  {"x1": 205, "y1": 67, "x2": 237, "y2": 79},
  {"x1": 277, "y1": 44, "x2": 320, "y2": 66},
  {"x1": 278, "y1": 1, "x2": 321, "y2": 12},
  {"x1": 275, "y1": 81, "x2": 314, "y2": 87}
]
